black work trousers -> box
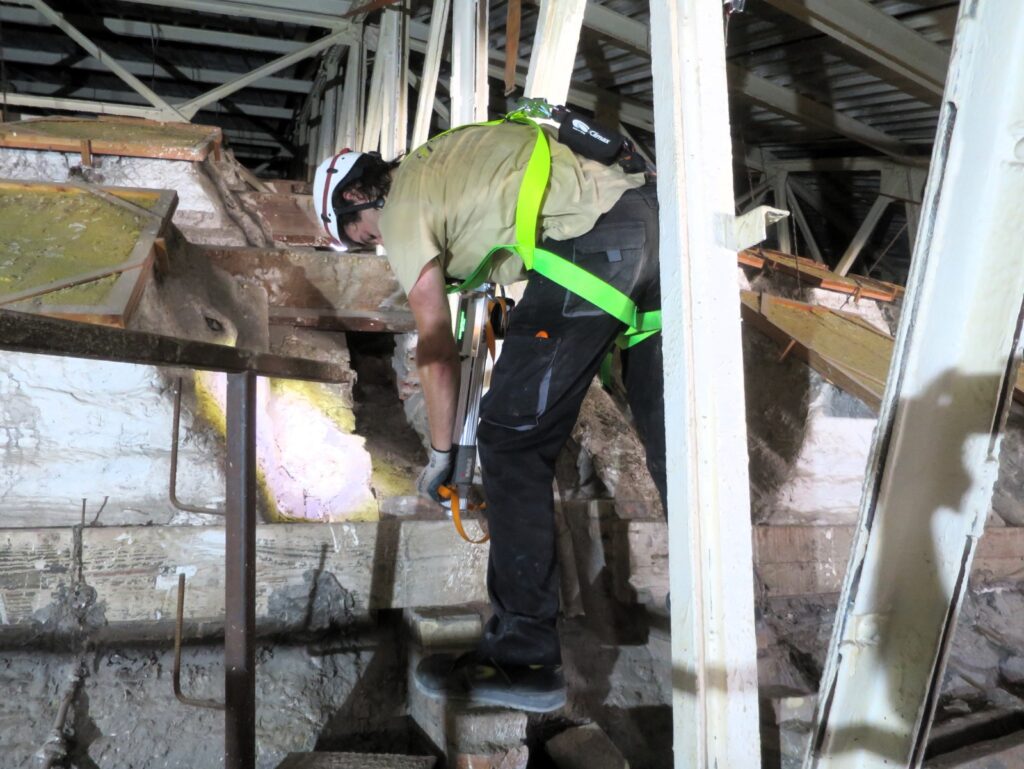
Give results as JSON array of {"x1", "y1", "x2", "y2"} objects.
[{"x1": 476, "y1": 182, "x2": 666, "y2": 667}]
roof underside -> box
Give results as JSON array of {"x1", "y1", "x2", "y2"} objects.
[{"x1": 0, "y1": 0, "x2": 960, "y2": 282}]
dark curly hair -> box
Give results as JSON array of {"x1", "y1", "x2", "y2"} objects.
[{"x1": 331, "y1": 152, "x2": 402, "y2": 230}]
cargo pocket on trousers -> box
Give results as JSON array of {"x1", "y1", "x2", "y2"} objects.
[
  {"x1": 480, "y1": 333, "x2": 561, "y2": 431},
  {"x1": 562, "y1": 223, "x2": 645, "y2": 318}
]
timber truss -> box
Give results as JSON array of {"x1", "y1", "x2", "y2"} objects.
[{"x1": 0, "y1": 0, "x2": 956, "y2": 279}]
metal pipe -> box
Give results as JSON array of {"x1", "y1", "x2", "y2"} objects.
[
  {"x1": 0, "y1": 308, "x2": 346, "y2": 383},
  {"x1": 173, "y1": 573, "x2": 226, "y2": 711},
  {"x1": 170, "y1": 378, "x2": 226, "y2": 516},
  {"x1": 225, "y1": 371, "x2": 257, "y2": 769}
]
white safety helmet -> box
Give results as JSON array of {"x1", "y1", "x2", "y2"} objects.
[{"x1": 312, "y1": 150, "x2": 384, "y2": 246}]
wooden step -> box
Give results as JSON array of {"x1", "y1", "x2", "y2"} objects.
[{"x1": 274, "y1": 752, "x2": 436, "y2": 769}]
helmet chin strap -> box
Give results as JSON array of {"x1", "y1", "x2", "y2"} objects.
[{"x1": 333, "y1": 196, "x2": 385, "y2": 217}]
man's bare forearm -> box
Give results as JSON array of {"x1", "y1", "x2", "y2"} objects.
[
  {"x1": 417, "y1": 333, "x2": 459, "y2": 451},
  {"x1": 407, "y1": 259, "x2": 460, "y2": 452}
]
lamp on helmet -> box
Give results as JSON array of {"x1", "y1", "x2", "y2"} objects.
[{"x1": 312, "y1": 150, "x2": 386, "y2": 247}]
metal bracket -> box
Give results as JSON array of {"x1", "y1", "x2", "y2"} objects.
[
  {"x1": 727, "y1": 205, "x2": 790, "y2": 251},
  {"x1": 173, "y1": 573, "x2": 225, "y2": 712}
]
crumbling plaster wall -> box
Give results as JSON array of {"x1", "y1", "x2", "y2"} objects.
[
  {"x1": 0, "y1": 147, "x2": 378, "y2": 524},
  {"x1": 0, "y1": 632, "x2": 407, "y2": 769}
]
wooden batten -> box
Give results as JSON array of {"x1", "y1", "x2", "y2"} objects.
[
  {"x1": 0, "y1": 116, "x2": 222, "y2": 162},
  {"x1": 741, "y1": 290, "x2": 1024, "y2": 409}
]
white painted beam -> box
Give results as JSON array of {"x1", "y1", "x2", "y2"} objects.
[
  {"x1": 114, "y1": 0, "x2": 348, "y2": 29},
  {"x1": 1, "y1": 46, "x2": 312, "y2": 94},
  {"x1": 762, "y1": 0, "x2": 948, "y2": 103},
  {"x1": 0, "y1": 92, "x2": 161, "y2": 120},
  {"x1": 317, "y1": 49, "x2": 343, "y2": 165},
  {"x1": 103, "y1": 17, "x2": 304, "y2": 55},
  {"x1": 773, "y1": 171, "x2": 792, "y2": 253},
  {"x1": 805, "y1": 3, "x2": 1024, "y2": 767},
  {"x1": 834, "y1": 194, "x2": 891, "y2": 276},
  {"x1": 23, "y1": 0, "x2": 186, "y2": 121},
  {"x1": 450, "y1": 0, "x2": 488, "y2": 126},
  {"x1": 361, "y1": 12, "x2": 396, "y2": 153},
  {"x1": 378, "y1": 4, "x2": 409, "y2": 160},
  {"x1": 579, "y1": 0, "x2": 916, "y2": 160},
  {"x1": 5, "y1": 80, "x2": 294, "y2": 120},
  {"x1": 523, "y1": 0, "x2": 587, "y2": 105},
  {"x1": 176, "y1": 27, "x2": 356, "y2": 119},
  {"x1": 411, "y1": 0, "x2": 450, "y2": 147},
  {"x1": 649, "y1": 1, "x2": 762, "y2": 768},
  {"x1": 336, "y1": 40, "x2": 365, "y2": 152},
  {"x1": 727, "y1": 64, "x2": 915, "y2": 159},
  {"x1": 769, "y1": 157, "x2": 926, "y2": 173}
]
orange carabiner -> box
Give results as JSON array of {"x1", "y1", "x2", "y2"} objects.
[{"x1": 438, "y1": 485, "x2": 489, "y2": 544}]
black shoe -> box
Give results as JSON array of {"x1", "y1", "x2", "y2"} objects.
[{"x1": 413, "y1": 651, "x2": 566, "y2": 713}]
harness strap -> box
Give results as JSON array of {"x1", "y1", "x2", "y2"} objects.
[{"x1": 441, "y1": 111, "x2": 661, "y2": 348}]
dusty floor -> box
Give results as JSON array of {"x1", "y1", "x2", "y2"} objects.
[{"x1": 3, "y1": 582, "x2": 1024, "y2": 767}]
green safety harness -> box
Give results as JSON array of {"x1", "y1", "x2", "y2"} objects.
[{"x1": 432, "y1": 109, "x2": 661, "y2": 349}]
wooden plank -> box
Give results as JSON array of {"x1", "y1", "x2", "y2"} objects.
[
  {"x1": 741, "y1": 290, "x2": 891, "y2": 410},
  {"x1": 0, "y1": 520, "x2": 488, "y2": 638},
  {"x1": 741, "y1": 290, "x2": 1024, "y2": 409},
  {"x1": 739, "y1": 247, "x2": 903, "y2": 302},
  {"x1": 620, "y1": 522, "x2": 1024, "y2": 599},
  {"x1": 237, "y1": 192, "x2": 331, "y2": 247},
  {"x1": 270, "y1": 307, "x2": 415, "y2": 333},
  {"x1": 0, "y1": 116, "x2": 222, "y2": 161},
  {"x1": 201, "y1": 246, "x2": 413, "y2": 331}
]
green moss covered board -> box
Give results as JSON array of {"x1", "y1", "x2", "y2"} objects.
[{"x1": 0, "y1": 179, "x2": 177, "y2": 327}]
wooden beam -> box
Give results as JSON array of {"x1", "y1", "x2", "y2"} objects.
[
  {"x1": 199, "y1": 246, "x2": 413, "y2": 331},
  {"x1": 579, "y1": 0, "x2": 917, "y2": 160},
  {"x1": 411, "y1": 0, "x2": 450, "y2": 147},
  {"x1": 0, "y1": 519, "x2": 487, "y2": 640},
  {"x1": 450, "y1": 0, "x2": 488, "y2": 125},
  {"x1": 761, "y1": 0, "x2": 948, "y2": 104},
  {"x1": 649, "y1": 1, "x2": 762, "y2": 766},
  {"x1": 740, "y1": 291, "x2": 892, "y2": 411},
  {"x1": 809, "y1": 4, "x2": 1024, "y2": 764},
  {"x1": 523, "y1": 0, "x2": 587, "y2": 105},
  {"x1": 620, "y1": 523, "x2": 1024, "y2": 601},
  {"x1": 834, "y1": 194, "x2": 893, "y2": 276},
  {"x1": 337, "y1": 41, "x2": 365, "y2": 152}
]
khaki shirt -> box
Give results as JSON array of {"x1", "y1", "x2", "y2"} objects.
[{"x1": 379, "y1": 121, "x2": 644, "y2": 294}]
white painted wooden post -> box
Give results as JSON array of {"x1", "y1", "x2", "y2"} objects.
[
  {"x1": 379, "y1": 3, "x2": 408, "y2": 160},
  {"x1": 773, "y1": 170, "x2": 792, "y2": 253},
  {"x1": 523, "y1": 0, "x2": 587, "y2": 104},
  {"x1": 411, "y1": 0, "x2": 451, "y2": 147},
  {"x1": 451, "y1": 0, "x2": 488, "y2": 126},
  {"x1": 318, "y1": 50, "x2": 342, "y2": 165},
  {"x1": 337, "y1": 41, "x2": 365, "y2": 152},
  {"x1": 306, "y1": 93, "x2": 321, "y2": 180},
  {"x1": 649, "y1": 2, "x2": 762, "y2": 768},
  {"x1": 804, "y1": 4, "x2": 1024, "y2": 768}
]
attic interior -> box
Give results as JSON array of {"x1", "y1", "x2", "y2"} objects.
[{"x1": 0, "y1": 0, "x2": 1023, "y2": 768}]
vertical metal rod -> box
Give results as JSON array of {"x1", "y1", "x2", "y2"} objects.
[{"x1": 224, "y1": 371, "x2": 257, "y2": 769}]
